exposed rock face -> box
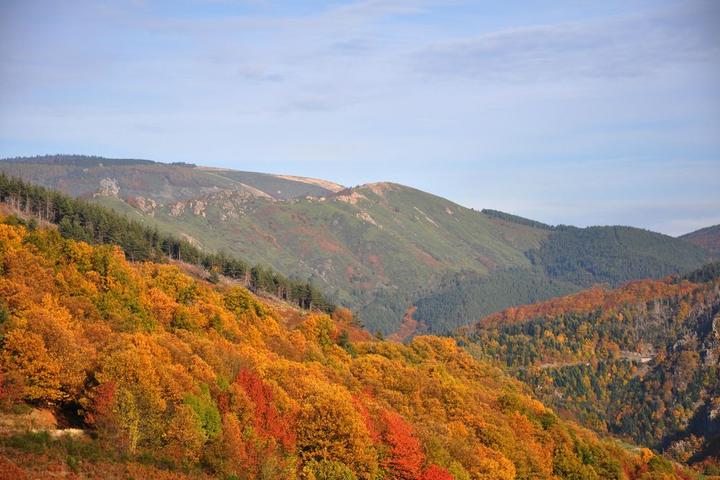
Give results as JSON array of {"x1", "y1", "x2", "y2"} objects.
[
  {"x1": 334, "y1": 191, "x2": 367, "y2": 205},
  {"x1": 162, "y1": 190, "x2": 259, "y2": 220},
  {"x1": 97, "y1": 177, "x2": 120, "y2": 197},
  {"x1": 128, "y1": 196, "x2": 159, "y2": 215},
  {"x1": 356, "y1": 211, "x2": 380, "y2": 228},
  {"x1": 192, "y1": 200, "x2": 206, "y2": 217},
  {"x1": 170, "y1": 202, "x2": 185, "y2": 217},
  {"x1": 365, "y1": 182, "x2": 398, "y2": 197}
]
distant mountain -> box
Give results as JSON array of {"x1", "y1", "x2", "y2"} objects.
[
  {"x1": 0, "y1": 154, "x2": 343, "y2": 201},
  {"x1": 0, "y1": 155, "x2": 714, "y2": 335},
  {"x1": 460, "y1": 264, "x2": 720, "y2": 464},
  {"x1": 681, "y1": 224, "x2": 720, "y2": 255}
]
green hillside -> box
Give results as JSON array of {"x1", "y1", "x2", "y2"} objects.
[
  {"x1": 0, "y1": 155, "x2": 713, "y2": 335},
  {"x1": 413, "y1": 225, "x2": 712, "y2": 333},
  {"x1": 527, "y1": 225, "x2": 713, "y2": 286},
  {"x1": 414, "y1": 268, "x2": 579, "y2": 334}
]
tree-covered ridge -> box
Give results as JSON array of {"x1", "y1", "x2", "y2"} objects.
[
  {"x1": 526, "y1": 226, "x2": 712, "y2": 287},
  {"x1": 681, "y1": 225, "x2": 720, "y2": 256},
  {"x1": 395, "y1": 222, "x2": 712, "y2": 335},
  {"x1": 413, "y1": 268, "x2": 578, "y2": 334},
  {"x1": 0, "y1": 154, "x2": 165, "y2": 167},
  {"x1": 0, "y1": 173, "x2": 333, "y2": 312},
  {"x1": 0, "y1": 221, "x2": 694, "y2": 479},
  {"x1": 683, "y1": 261, "x2": 720, "y2": 283},
  {"x1": 480, "y1": 209, "x2": 555, "y2": 231},
  {"x1": 462, "y1": 273, "x2": 720, "y2": 472}
]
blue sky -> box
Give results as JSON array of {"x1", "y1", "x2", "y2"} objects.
[{"x1": 1, "y1": 0, "x2": 718, "y2": 235}]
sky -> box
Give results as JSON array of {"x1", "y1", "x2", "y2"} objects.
[{"x1": 1, "y1": 0, "x2": 719, "y2": 235}]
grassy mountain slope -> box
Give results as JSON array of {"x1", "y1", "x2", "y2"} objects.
[
  {"x1": 0, "y1": 155, "x2": 342, "y2": 201},
  {"x1": 0, "y1": 220, "x2": 692, "y2": 479},
  {"x1": 0, "y1": 155, "x2": 713, "y2": 336},
  {"x1": 681, "y1": 224, "x2": 720, "y2": 256},
  {"x1": 460, "y1": 268, "x2": 720, "y2": 470},
  {"x1": 141, "y1": 181, "x2": 558, "y2": 334}
]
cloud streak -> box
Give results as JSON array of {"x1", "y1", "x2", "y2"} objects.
[{"x1": 414, "y1": 1, "x2": 720, "y2": 83}]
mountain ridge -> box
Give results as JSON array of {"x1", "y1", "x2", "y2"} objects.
[{"x1": 0, "y1": 155, "x2": 713, "y2": 335}]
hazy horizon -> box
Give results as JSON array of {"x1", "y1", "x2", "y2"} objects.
[{"x1": 1, "y1": 0, "x2": 719, "y2": 235}]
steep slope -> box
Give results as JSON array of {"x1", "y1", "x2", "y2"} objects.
[
  {"x1": 80, "y1": 180, "x2": 553, "y2": 334},
  {"x1": 0, "y1": 220, "x2": 691, "y2": 479},
  {"x1": 0, "y1": 156, "x2": 555, "y2": 333},
  {"x1": 682, "y1": 224, "x2": 720, "y2": 256},
  {"x1": 460, "y1": 268, "x2": 720, "y2": 469},
  {"x1": 1, "y1": 155, "x2": 713, "y2": 336}
]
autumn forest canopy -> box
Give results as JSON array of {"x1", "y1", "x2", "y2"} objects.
[{"x1": 0, "y1": 217, "x2": 698, "y2": 480}]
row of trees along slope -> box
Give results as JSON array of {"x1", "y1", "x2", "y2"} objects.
[
  {"x1": 0, "y1": 173, "x2": 333, "y2": 312},
  {"x1": 0, "y1": 218, "x2": 702, "y2": 479}
]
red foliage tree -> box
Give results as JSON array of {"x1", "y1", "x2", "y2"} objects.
[
  {"x1": 422, "y1": 465, "x2": 453, "y2": 480},
  {"x1": 85, "y1": 381, "x2": 117, "y2": 426},
  {"x1": 353, "y1": 393, "x2": 381, "y2": 443},
  {"x1": 234, "y1": 369, "x2": 295, "y2": 449},
  {"x1": 381, "y1": 409, "x2": 425, "y2": 480}
]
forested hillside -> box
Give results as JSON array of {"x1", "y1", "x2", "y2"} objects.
[
  {"x1": 682, "y1": 225, "x2": 720, "y2": 256},
  {"x1": 0, "y1": 220, "x2": 694, "y2": 479},
  {"x1": 413, "y1": 269, "x2": 578, "y2": 335},
  {"x1": 526, "y1": 226, "x2": 712, "y2": 287},
  {"x1": 461, "y1": 269, "x2": 720, "y2": 474},
  {"x1": 413, "y1": 226, "x2": 711, "y2": 334},
  {"x1": 1, "y1": 156, "x2": 713, "y2": 337}
]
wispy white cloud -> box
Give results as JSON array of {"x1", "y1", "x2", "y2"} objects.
[{"x1": 414, "y1": 0, "x2": 720, "y2": 83}]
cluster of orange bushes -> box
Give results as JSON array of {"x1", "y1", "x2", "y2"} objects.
[
  {"x1": 480, "y1": 280, "x2": 699, "y2": 328},
  {"x1": 0, "y1": 221, "x2": 695, "y2": 479}
]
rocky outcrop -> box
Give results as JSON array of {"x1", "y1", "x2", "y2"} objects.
[{"x1": 96, "y1": 177, "x2": 120, "y2": 197}]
